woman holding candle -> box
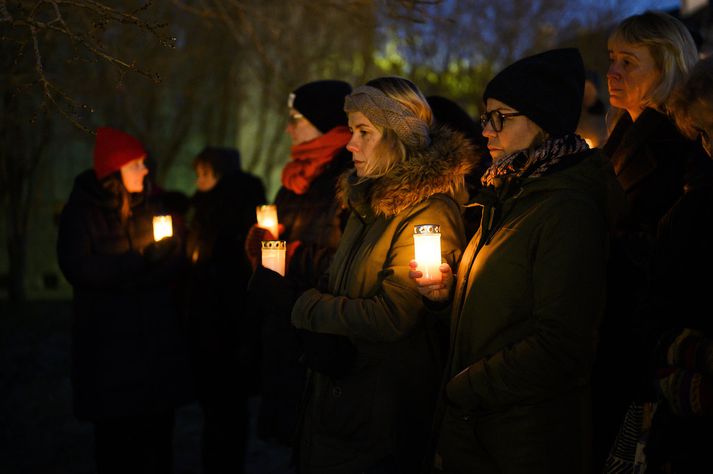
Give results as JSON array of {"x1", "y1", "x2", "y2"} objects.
[
  {"x1": 183, "y1": 146, "x2": 266, "y2": 473},
  {"x1": 244, "y1": 80, "x2": 355, "y2": 459},
  {"x1": 290, "y1": 76, "x2": 474, "y2": 473},
  {"x1": 410, "y1": 49, "x2": 624, "y2": 473},
  {"x1": 56, "y1": 127, "x2": 193, "y2": 474}
]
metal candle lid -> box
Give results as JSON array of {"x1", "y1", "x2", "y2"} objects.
[
  {"x1": 261, "y1": 240, "x2": 286, "y2": 250},
  {"x1": 413, "y1": 224, "x2": 440, "y2": 235}
]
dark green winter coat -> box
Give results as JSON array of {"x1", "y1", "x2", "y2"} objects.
[
  {"x1": 291, "y1": 126, "x2": 474, "y2": 474},
  {"x1": 436, "y1": 149, "x2": 622, "y2": 474}
]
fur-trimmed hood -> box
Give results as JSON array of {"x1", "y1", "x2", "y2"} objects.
[{"x1": 338, "y1": 125, "x2": 475, "y2": 218}]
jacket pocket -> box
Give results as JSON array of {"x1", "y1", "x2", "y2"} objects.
[{"x1": 318, "y1": 367, "x2": 379, "y2": 442}]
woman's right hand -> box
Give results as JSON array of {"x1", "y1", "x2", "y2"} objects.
[
  {"x1": 409, "y1": 260, "x2": 454, "y2": 302},
  {"x1": 245, "y1": 224, "x2": 267, "y2": 270}
]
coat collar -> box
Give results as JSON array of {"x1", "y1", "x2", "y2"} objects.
[{"x1": 338, "y1": 125, "x2": 475, "y2": 219}]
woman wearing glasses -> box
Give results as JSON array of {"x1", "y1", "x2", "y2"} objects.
[
  {"x1": 243, "y1": 80, "x2": 354, "y2": 465},
  {"x1": 410, "y1": 48, "x2": 623, "y2": 473}
]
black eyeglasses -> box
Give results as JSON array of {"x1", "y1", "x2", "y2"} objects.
[
  {"x1": 695, "y1": 127, "x2": 710, "y2": 143},
  {"x1": 480, "y1": 110, "x2": 523, "y2": 132},
  {"x1": 287, "y1": 113, "x2": 304, "y2": 126}
]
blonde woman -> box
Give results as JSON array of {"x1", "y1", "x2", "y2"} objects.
[
  {"x1": 593, "y1": 12, "x2": 711, "y2": 468},
  {"x1": 290, "y1": 76, "x2": 473, "y2": 473}
]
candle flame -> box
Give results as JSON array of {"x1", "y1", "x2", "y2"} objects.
[{"x1": 153, "y1": 215, "x2": 173, "y2": 241}]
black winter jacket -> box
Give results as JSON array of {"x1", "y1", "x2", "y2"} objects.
[{"x1": 57, "y1": 170, "x2": 193, "y2": 421}]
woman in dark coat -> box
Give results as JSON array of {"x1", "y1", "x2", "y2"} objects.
[
  {"x1": 603, "y1": 55, "x2": 713, "y2": 474},
  {"x1": 591, "y1": 12, "x2": 711, "y2": 469},
  {"x1": 56, "y1": 127, "x2": 193, "y2": 474},
  {"x1": 290, "y1": 76, "x2": 474, "y2": 474},
  {"x1": 412, "y1": 48, "x2": 623, "y2": 474},
  {"x1": 244, "y1": 80, "x2": 354, "y2": 459},
  {"x1": 184, "y1": 146, "x2": 266, "y2": 473}
]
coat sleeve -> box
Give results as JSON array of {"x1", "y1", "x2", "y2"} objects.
[
  {"x1": 291, "y1": 197, "x2": 465, "y2": 343},
  {"x1": 454, "y1": 197, "x2": 607, "y2": 409},
  {"x1": 56, "y1": 204, "x2": 145, "y2": 290}
]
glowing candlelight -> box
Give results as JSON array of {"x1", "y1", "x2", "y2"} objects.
[
  {"x1": 256, "y1": 204, "x2": 279, "y2": 239},
  {"x1": 261, "y1": 240, "x2": 286, "y2": 276},
  {"x1": 153, "y1": 215, "x2": 173, "y2": 241},
  {"x1": 413, "y1": 224, "x2": 442, "y2": 283}
]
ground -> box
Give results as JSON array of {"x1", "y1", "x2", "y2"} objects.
[{"x1": 0, "y1": 301, "x2": 294, "y2": 474}]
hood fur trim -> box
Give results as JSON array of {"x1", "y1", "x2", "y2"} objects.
[{"x1": 338, "y1": 126, "x2": 476, "y2": 217}]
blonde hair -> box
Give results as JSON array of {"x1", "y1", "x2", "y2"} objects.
[
  {"x1": 671, "y1": 56, "x2": 713, "y2": 140},
  {"x1": 356, "y1": 76, "x2": 432, "y2": 178},
  {"x1": 609, "y1": 10, "x2": 698, "y2": 115}
]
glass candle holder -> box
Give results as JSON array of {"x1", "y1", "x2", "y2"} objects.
[
  {"x1": 413, "y1": 224, "x2": 442, "y2": 283},
  {"x1": 152, "y1": 215, "x2": 173, "y2": 242},
  {"x1": 256, "y1": 204, "x2": 279, "y2": 239},
  {"x1": 261, "y1": 240, "x2": 286, "y2": 276}
]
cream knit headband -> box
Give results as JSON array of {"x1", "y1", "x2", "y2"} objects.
[{"x1": 343, "y1": 85, "x2": 431, "y2": 149}]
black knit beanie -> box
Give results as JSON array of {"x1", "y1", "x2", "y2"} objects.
[
  {"x1": 483, "y1": 48, "x2": 585, "y2": 138},
  {"x1": 289, "y1": 80, "x2": 352, "y2": 134}
]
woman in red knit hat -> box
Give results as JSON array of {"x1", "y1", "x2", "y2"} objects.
[{"x1": 57, "y1": 127, "x2": 194, "y2": 474}]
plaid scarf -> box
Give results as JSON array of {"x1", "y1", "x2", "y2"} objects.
[{"x1": 481, "y1": 134, "x2": 589, "y2": 186}]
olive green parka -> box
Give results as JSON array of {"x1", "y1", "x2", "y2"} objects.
[{"x1": 291, "y1": 126, "x2": 474, "y2": 474}]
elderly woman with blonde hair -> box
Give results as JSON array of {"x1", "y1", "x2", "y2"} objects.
[{"x1": 592, "y1": 10, "x2": 713, "y2": 470}]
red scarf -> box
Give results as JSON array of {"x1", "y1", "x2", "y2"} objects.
[{"x1": 281, "y1": 126, "x2": 351, "y2": 195}]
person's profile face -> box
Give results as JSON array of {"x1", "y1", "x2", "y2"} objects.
[
  {"x1": 286, "y1": 107, "x2": 322, "y2": 145},
  {"x1": 120, "y1": 157, "x2": 148, "y2": 193},
  {"x1": 607, "y1": 39, "x2": 659, "y2": 117},
  {"x1": 481, "y1": 98, "x2": 542, "y2": 160},
  {"x1": 195, "y1": 163, "x2": 218, "y2": 192},
  {"x1": 346, "y1": 111, "x2": 384, "y2": 177}
]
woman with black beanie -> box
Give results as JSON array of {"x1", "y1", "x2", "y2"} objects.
[{"x1": 411, "y1": 48, "x2": 624, "y2": 473}]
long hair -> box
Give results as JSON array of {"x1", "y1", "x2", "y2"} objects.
[
  {"x1": 608, "y1": 10, "x2": 698, "y2": 120},
  {"x1": 358, "y1": 76, "x2": 433, "y2": 178},
  {"x1": 101, "y1": 173, "x2": 132, "y2": 224},
  {"x1": 671, "y1": 56, "x2": 713, "y2": 140}
]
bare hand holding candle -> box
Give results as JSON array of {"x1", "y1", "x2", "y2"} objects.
[
  {"x1": 153, "y1": 215, "x2": 173, "y2": 241},
  {"x1": 261, "y1": 240, "x2": 286, "y2": 276},
  {"x1": 413, "y1": 224, "x2": 442, "y2": 283},
  {"x1": 256, "y1": 205, "x2": 279, "y2": 239}
]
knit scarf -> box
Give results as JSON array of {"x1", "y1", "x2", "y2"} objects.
[
  {"x1": 481, "y1": 134, "x2": 589, "y2": 186},
  {"x1": 282, "y1": 125, "x2": 351, "y2": 195}
]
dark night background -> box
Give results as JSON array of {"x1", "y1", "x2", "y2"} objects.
[{"x1": 1, "y1": 0, "x2": 707, "y2": 472}]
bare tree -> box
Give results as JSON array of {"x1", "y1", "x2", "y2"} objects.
[{"x1": 1, "y1": 0, "x2": 172, "y2": 300}]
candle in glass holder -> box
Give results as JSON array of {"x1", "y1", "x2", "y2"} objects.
[
  {"x1": 413, "y1": 224, "x2": 442, "y2": 283},
  {"x1": 256, "y1": 204, "x2": 279, "y2": 239},
  {"x1": 153, "y1": 215, "x2": 173, "y2": 241},
  {"x1": 261, "y1": 240, "x2": 286, "y2": 276}
]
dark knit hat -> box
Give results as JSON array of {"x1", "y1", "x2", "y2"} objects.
[
  {"x1": 93, "y1": 127, "x2": 147, "y2": 179},
  {"x1": 483, "y1": 48, "x2": 585, "y2": 137},
  {"x1": 289, "y1": 80, "x2": 352, "y2": 133}
]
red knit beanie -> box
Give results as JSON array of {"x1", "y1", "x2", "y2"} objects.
[{"x1": 93, "y1": 127, "x2": 147, "y2": 180}]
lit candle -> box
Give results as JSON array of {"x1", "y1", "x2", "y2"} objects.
[
  {"x1": 261, "y1": 240, "x2": 286, "y2": 276},
  {"x1": 413, "y1": 224, "x2": 442, "y2": 283},
  {"x1": 153, "y1": 215, "x2": 173, "y2": 241},
  {"x1": 256, "y1": 204, "x2": 279, "y2": 239}
]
